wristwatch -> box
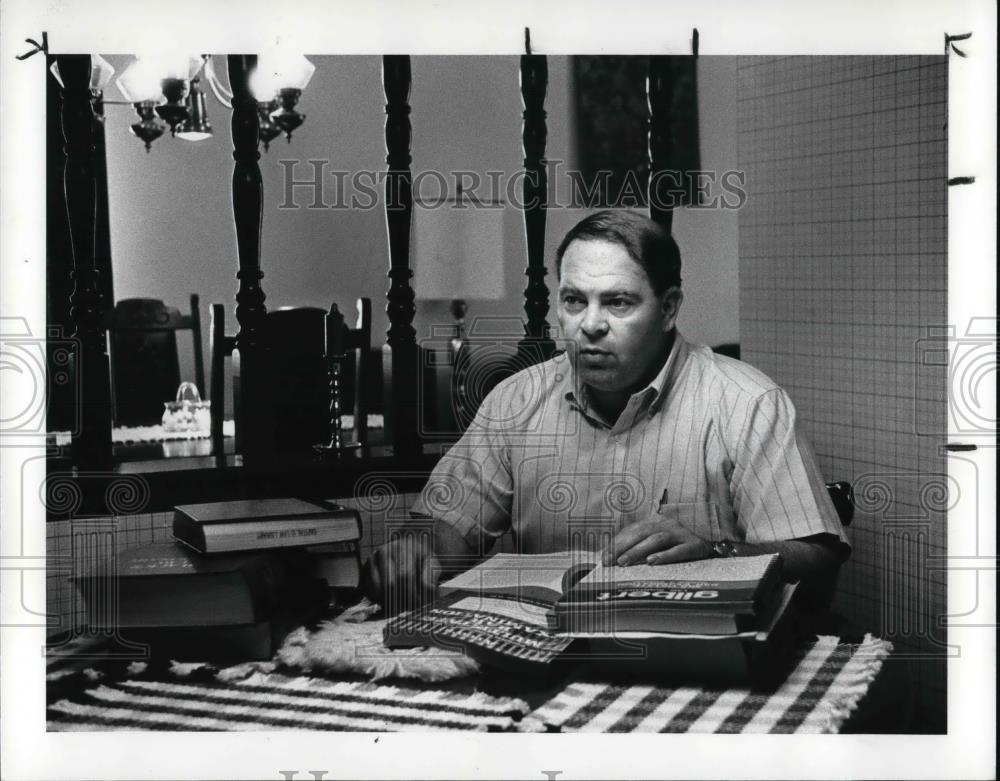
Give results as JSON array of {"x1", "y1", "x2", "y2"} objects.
[{"x1": 711, "y1": 539, "x2": 739, "y2": 558}]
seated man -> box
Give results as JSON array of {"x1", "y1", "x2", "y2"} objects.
[{"x1": 365, "y1": 210, "x2": 849, "y2": 613}]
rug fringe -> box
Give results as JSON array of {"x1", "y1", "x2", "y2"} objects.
[{"x1": 818, "y1": 633, "x2": 894, "y2": 734}]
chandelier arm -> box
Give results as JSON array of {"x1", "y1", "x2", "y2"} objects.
[{"x1": 204, "y1": 55, "x2": 234, "y2": 109}]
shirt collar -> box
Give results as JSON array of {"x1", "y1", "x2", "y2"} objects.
[
  {"x1": 645, "y1": 332, "x2": 689, "y2": 417},
  {"x1": 563, "y1": 329, "x2": 689, "y2": 418}
]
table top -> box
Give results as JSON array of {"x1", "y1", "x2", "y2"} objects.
[
  {"x1": 48, "y1": 416, "x2": 388, "y2": 461},
  {"x1": 44, "y1": 424, "x2": 454, "y2": 518}
]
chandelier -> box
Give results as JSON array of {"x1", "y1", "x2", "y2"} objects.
[{"x1": 51, "y1": 50, "x2": 316, "y2": 152}]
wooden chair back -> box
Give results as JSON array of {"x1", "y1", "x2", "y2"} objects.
[
  {"x1": 210, "y1": 298, "x2": 373, "y2": 455},
  {"x1": 324, "y1": 298, "x2": 373, "y2": 448},
  {"x1": 105, "y1": 295, "x2": 204, "y2": 427},
  {"x1": 825, "y1": 481, "x2": 854, "y2": 527}
]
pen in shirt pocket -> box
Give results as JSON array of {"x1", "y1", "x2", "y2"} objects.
[{"x1": 658, "y1": 488, "x2": 669, "y2": 510}]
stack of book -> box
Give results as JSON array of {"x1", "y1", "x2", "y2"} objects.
[
  {"x1": 384, "y1": 551, "x2": 798, "y2": 683},
  {"x1": 173, "y1": 497, "x2": 364, "y2": 602},
  {"x1": 75, "y1": 498, "x2": 362, "y2": 661}
]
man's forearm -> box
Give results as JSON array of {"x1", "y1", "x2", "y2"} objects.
[
  {"x1": 400, "y1": 514, "x2": 483, "y2": 575},
  {"x1": 728, "y1": 536, "x2": 841, "y2": 594},
  {"x1": 433, "y1": 520, "x2": 482, "y2": 575}
]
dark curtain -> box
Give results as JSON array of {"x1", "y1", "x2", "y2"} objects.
[{"x1": 572, "y1": 55, "x2": 700, "y2": 208}]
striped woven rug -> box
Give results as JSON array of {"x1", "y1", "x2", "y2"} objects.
[
  {"x1": 48, "y1": 672, "x2": 528, "y2": 732},
  {"x1": 47, "y1": 635, "x2": 890, "y2": 733},
  {"x1": 521, "y1": 634, "x2": 892, "y2": 733}
]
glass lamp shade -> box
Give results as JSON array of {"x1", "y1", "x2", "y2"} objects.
[
  {"x1": 116, "y1": 54, "x2": 203, "y2": 103},
  {"x1": 49, "y1": 55, "x2": 116, "y2": 91},
  {"x1": 249, "y1": 52, "x2": 315, "y2": 100},
  {"x1": 117, "y1": 58, "x2": 166, "y2": 103},
  {"x1": 90, "y1": 55, "x2": 116, "y2": 91},
  {"x1": 177, "y1": 129, "x2": 212, "y2": 142}
]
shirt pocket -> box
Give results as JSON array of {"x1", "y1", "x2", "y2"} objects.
[{"x1": 655, "y1": 501, "x2": 721, "y2": 542}]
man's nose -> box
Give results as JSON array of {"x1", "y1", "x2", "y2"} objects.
[{"x1": 580, "y1": 305, "x2": 609, "y2": 338}]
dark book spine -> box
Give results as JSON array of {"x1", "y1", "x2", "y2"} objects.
[
  {"x1": 562, "y1": 585, "x2": 761, "y2": 609},
  {"x1": 172, "y1": 509, "x2": 207, "y2": 553}
]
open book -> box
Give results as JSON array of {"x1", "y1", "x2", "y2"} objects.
[{"x1": 438, "y1": 551, "x2": 600, "y2": 620}]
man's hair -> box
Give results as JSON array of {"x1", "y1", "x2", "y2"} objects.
[{"x1": 554, "y1": 210, "x2": 682, "y2": 294}]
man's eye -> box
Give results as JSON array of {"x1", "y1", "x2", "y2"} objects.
[
  {"x1": 609, "y1": 299, "x2": 631, "y2": 310},
  {"x1": 561, "y1": 296, "x2": 584, "y2": 309}
]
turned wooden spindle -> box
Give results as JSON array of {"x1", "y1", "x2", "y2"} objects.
[
  {"x1": 647, "y1": 55, "x2": 674, "y2": 235},
  {"x1": 381, "y1": 55, "x2": 419, "y2": 455},
  {"x1": 318, "y1": 303, "x2": 346, "y2": 453},
  {"x1": 57, "y1": 54, "x2": 113, "y2": 467},
  {"x1": 352, "y1": 298, "x2": 372, "y2": 449},
  {"x1": 315, "y1": 298, "x2": 372, "y2": 454},
  {"x1": 517, "y1": 35, "x2": 556, "y2": 365},
  {"x1": 227, "y1": 55, "x2": 270, "y2": 462}
]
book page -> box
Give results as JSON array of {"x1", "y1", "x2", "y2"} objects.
[
  {"x1": 579, "y1": 553, "x2": 778, "y2": 588},
  {"x1": 440, "y1": 551, "x2": 600, "y2": 599}
]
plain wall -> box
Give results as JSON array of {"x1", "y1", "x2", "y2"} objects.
[
  {"x1": 673, "y1": 56, "x2": 740, "y2": 346},
  {"x1": 736, "y1": 55, "x2": 948, "y2": 732}
]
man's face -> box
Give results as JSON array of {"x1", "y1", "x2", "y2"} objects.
[{"x1": 557, "y1": 238, "x2": 681, "y2": 394}]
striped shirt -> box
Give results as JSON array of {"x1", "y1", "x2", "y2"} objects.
[{"x1": 413, "y1": 332, "x2": 849, "y2": 556}]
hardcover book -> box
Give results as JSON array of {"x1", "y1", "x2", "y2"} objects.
[
  {"x1": 385, "y1": 593, "x2": 577, "y2": 674},
  {"x1": 74, "y1": 541, "x2": 289, "y2": 628},
  {"x1": 573, "y1": 581, "x2": 800, "y2": 686},
  {"x1": 554, "y1": 553, "x2": 784, "y2": 635},
  {"x1": 172, "y1": 497, "x2": 362, "y2": 554},
  {"x1": 121, "y1": 577, "x2": 331, "y2": 662}
]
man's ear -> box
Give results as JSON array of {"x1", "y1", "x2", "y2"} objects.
[{"x1": 660, "y1": 286, "x2": 683, "y2": 331}]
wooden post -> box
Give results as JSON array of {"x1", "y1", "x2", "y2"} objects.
[
  {"x1": 381, "y1": 56, "x2": 419, "y2": 455},
  {"x1": 228, "y1": 55, "x2": 270, "y2": 462},
  {"x1": 92, "y1": 91, "x2": 115, "y2": 307},
  {"x1": 57, "y1": 54, "x2": 112, "y2": 468},
  {"x1": 647, "y1": 55, "x2": 674, "y2": 234},
  {"x1": 517, "y1": 44, "x2": 556, "y2": 365}
]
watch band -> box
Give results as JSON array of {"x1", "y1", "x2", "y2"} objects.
[{"x1": 712, "y1": 539, "x2": 739, "y2": 558}]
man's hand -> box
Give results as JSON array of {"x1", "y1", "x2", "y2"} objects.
[
  {"x1": 361, "y1": 534, "x2": 441, "y2": 616},
  {"x1": 602, "y1": 517, "x2": 715, "y2": 566}
]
